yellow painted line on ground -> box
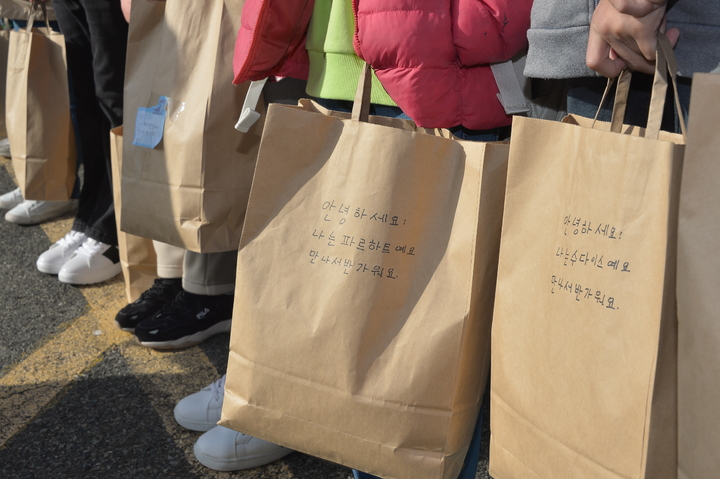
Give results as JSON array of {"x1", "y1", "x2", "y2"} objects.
[
  {"x1": 0, "y1": 280, "x2": 129, "y2": 445},
  {"x1": 0, "y1": 158, "x2": 221, "y2": 450}
]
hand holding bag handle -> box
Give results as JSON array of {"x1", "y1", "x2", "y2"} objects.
[{"x1": 595, "y1": 33, "x2": 687, "y2": 140}]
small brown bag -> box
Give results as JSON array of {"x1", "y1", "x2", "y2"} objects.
[{"x1": 6, "y1": 1, "x2": 75, "y2": 200}]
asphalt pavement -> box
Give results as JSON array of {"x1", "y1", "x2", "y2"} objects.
[{"x1": 0, "y1": 157, "x2": 491, "y2": 479}]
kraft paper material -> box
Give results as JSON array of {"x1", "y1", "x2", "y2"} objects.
[
  {"x1": 220, "y1": 95, "x2": 508, "y2": 479},
  {"x1": 676, "y1": 73, "x2": 720, "y2": 479},
  {"x1": 121, "y1": 0, "x2": 263, "y2": 253}
]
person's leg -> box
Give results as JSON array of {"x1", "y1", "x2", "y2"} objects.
[
  {"x1": 54, "y1": 0, "x2": 127, "y2": 246},
  {"x1": 182, "y1": 250, "x2": 238, "y2": 295},
  {"x1": 71, "y1": 0, "x2": 127, "y2": 246},
  {"x1": 174, "y1": 374, "x2": 294, "y2": 471},
  {"x1": 154, "y1": 241, "x2": 184, "y2": 279},
  {"x1": 115, "y1": 241, "x2": 185, "y2": 332},
  {"x1": 133, "y1": 250, "x2": 237, "y2": 349},
  {"x1": 172, "y1": 78, "x2": 312, "y2": 469},
  {"x1": 52, "y1": 0, "x2": 127, "y2": 284},
  {"x1": 53, "y1": 0, "x2": 106, "y2": 238},
  {"x1": 67, "y1": 71, "x2": 82, "y2": 200}
]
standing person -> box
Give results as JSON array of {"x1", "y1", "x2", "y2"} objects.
[
  {"x1": 112, "y1": 0, "x2": 257, "y2": 350},
  {"x1": 123, "y1": 249, "x2": 238, "y2": 350},
  {"x1": 317, "y1": 1, "x2": 530, "y2": 476},
  {"x1": 179, "y1": 0, "x2": 532, "y2": 477},
  {"x1": 170, "y1": 78, "x2": 308, "y2": 472},
  {"x1": 35, "y1": 0, "x2": 127, "y2": 284},
  {"x1": 113, "y1": 240, "x2": 184, "y2": 334}
]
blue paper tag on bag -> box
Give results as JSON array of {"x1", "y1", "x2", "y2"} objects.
[{"x1": 132, "y1": 96, "x2": 169, "y2": 148}]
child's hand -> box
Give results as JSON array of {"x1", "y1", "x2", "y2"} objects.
[
  {"x1": 586, "y1": 0, "x2": 680, "y2": 77},
  {"x1": 606, "y1": 0, "x2": 665, "y2": 16}
]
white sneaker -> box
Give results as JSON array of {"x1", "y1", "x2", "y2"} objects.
[
  {"x1": 5, "y1": 198, "x2": 78, "y2": 225},
  {"x1": 0, "y1": 187, "x2": 23, "y2": 209},
  {"x1": 194, "y1": 425, "x2": 293, "y2": 472},
  {"x1": 174, "y1": 375, "x2": 225, "y2": 432},
  {"x1": 0, "y1": 138, "x2": 10, "y2": 157},
  {"x1": 36, "y1": 230, "x2": 88, "y2": 274},
  {"x1": 58, "y1": 238, "x2": 121, "y2": 285}
]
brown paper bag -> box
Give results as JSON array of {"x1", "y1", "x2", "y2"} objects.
[
  {"x1": 6, "y1": 2, "x2": 75, "y2": 200},
  {"x1": 489, "y1": 36, "x2": 683, "y2": 479},
  {"x1": 110, "y1": 126, "x2": 157, "y2": 303},
  {"x1": 220, "y1": 65, "x2": 508, "y2": 479},
  {"x1": 120, "y1": 0, "x2": 264, "y2": 253},
  {"x1": 677, "y1": 73, "x2": 720, "y2": 479}
]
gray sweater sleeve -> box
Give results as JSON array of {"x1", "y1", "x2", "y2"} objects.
[
  {"x1": 525, "y1": 0, "x2": 720, "y2": 79},
  {"x1": 524, "y1": 0, "x2": 599, "y2": 79}
]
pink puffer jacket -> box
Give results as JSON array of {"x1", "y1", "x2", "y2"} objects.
[
  {"x1": 353, "y1": 0, "x2": 532, "y2": 129},
  {"x1": 232, "y1": 0, "x2": 314, "y2": 83},
  {"x1": 233, "y1": 0, "x2": 531, "y2": 130}
]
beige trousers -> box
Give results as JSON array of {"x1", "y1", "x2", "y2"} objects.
[{"x1": 153, "y1": 240, "x2": 237, "y2": 295}]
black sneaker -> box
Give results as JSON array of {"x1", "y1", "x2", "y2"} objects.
[
  {"x1": 133, "y1": 290, "x2": 233, "y2": 349},
  {"x1": 115, "y1": 278, "x2": 183, "y2": 332}
]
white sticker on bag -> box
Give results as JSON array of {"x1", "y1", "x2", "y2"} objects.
[{"x1": 132, "y1": 96, "x2": 168, "y2": 148}]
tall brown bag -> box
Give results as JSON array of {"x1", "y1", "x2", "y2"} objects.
[
  {"x1": 121, "y1": 0, "x2": 264, "y2": 253},
  {"x1": 677, "y1": 73, "x2": 720, "y2": 479},
  {"x1": 489, "y1": 35, "x2": 684, "y2": 479},
  {"x1": 220, "y1": 66, "x2": 508, "y2": 479},
  {"x1": 6, "y1": 1, "x2": 75, "y2": 201}
]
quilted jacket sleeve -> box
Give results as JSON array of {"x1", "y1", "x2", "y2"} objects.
[{"x1": 232, "y1": 0, "x2": 315, "y2": 85}]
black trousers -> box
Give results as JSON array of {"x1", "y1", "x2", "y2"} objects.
[{"x1": 53, "y1": 0, "x2": 127, "y2": 246}]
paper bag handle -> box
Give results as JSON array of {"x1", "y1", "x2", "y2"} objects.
[
  {"x1": 27, "y1": 0, "x2": 52, "y2": 35},
  {"x1": 596, "y1": 33, "x2": 686, "y2": 140},
  {"x1": 351, "y1": 63, "x2": 372, "y2": 123},
  {"x1": 648, "y1": 34, "x2": 686, "y2": 139}
]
